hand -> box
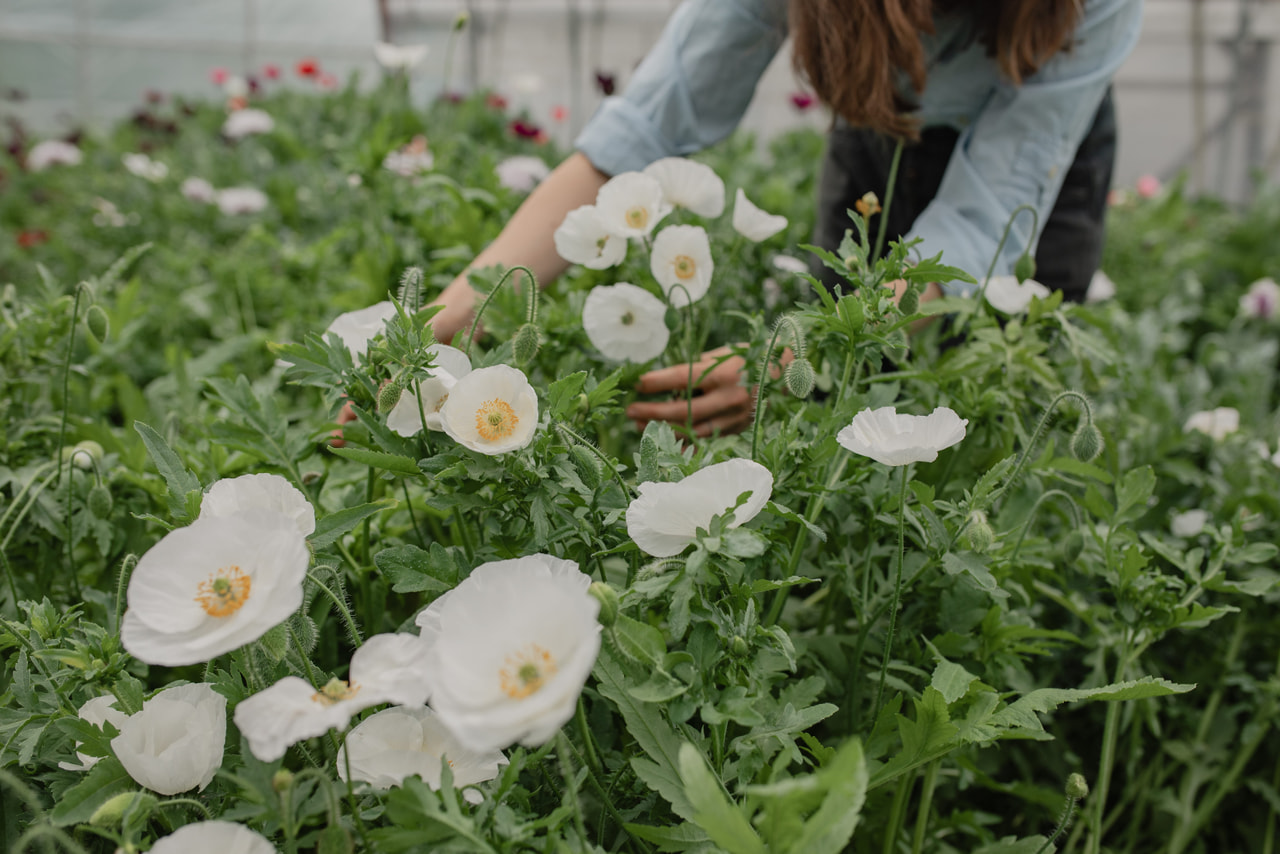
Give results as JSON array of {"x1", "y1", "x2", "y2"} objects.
[{"x1": 626, "y1": 346, "x2": 756, "y2": 438}]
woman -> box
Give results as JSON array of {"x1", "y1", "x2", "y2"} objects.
[{"x1": 392, "y1": 0, "x2": 1141, "y2": 437}]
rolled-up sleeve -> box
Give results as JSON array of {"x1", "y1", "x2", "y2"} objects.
[
  {"x1": 574, "y1": 0, "x2": 788, "y2": 176},
  {"x1": 907, "y1": 0, "x2": 1143, "y2": 294}
]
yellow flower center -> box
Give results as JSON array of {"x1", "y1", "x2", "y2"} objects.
[
  {"x1": 673, "y1": 254, "x2": 697, "y2": 280},
  {"x1": 474, "y1": 398, "x2": 518, "y2": 442},
  {"x1": 434, "y1": 392, "x2": 449, "y2": 412},
  {"x1": 311, "y1": 677, "x2": 360, "y2": 706},
  {"x1": 498, "y1": 644, "x2": 558, "y2": 700},
  {"x1": 625, "y1": 206, "x2": 649, "y2": 230},
  {"x1": 194, "y1": 566, "x2": 251, "y2": 617}
]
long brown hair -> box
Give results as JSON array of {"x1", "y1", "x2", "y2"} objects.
[{"x1": 789, "y1": 0, "x2": 1083, "y2": 139}]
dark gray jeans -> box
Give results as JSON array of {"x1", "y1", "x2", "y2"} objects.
[{"x1": 811, "y1": 88, "x2": 1117, "y2": 302}]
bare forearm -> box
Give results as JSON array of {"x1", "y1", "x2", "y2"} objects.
[{"x1": 431, "y1": 151, "x2": 611, "y2": 344}]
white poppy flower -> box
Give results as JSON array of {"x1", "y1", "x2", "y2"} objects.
[
  {"x1": 1085, "y1": 270, "x2": 1117, "y2": 303},
  {"x1": 216, "y1": 187, "x2": 268, "y2": 215},
  {"x1": 595, "y1": 172, "x2": 669, "y2": 238},
  {"x1": 374, "y1": 41, "x2": 429, "y2": 72},
  {"x1": 439, "y1": 365, "x2": 539, "y2": 455},
  {"x1": 495, "y1": 155, "x2": 550, "y2": 193},
  {"x1": 181, "y1": 177, "x2": 217, "y2": 204},
  {"x1": 27, "y1": 140, "x2": 82, "y2": 171},
  {"x1": 772, "y1": 254, "x2": 810, "y2": 276},
  {"x1": 121, "y1": 511, "x2": 309, "y2": 666},
  {"x1": 337, "y1": 706, "x2": 508, "y2": 802},
  {"x1": 416, "y1": 554, "x2": 601, "y2": 752},
  {"x1": 642, "y1": 158, "x2": 725, "y2": 218},
  {"x1": 1171, "y1": 509, "x2": 1210, "y2": 538},
  {"x1": 222, "y1": 108, "x2": 275, "y2": 139},
  {"x1": 982, "y1": 276, "x2": 1051, "y2": 314},
  {"x1": 553, "y1": 205, "x2": 627, "y2": 269},
  {"x1": 58, "y1": 695, "x2": 129, "y2": 771},
  {"x1": 122, "y1": 153, "x2": 168, "y2": 182},
  {"x1": 732, "y1": 188, "x2": 787, "y2": 242},
  {"x1": 325, "y1": 300, "x2": 398, "y2": 358},
  {"x1": 1183, "y1": 407, "x2": 1239, "y2": 440},
  {"x1": 223, "y1": 75, "x2": 250, "y2": 99},
  {"x1": 626, "y1": 459, "x2": 774, "y2": 558},
  {"x1": 837, "y1": 406, "x2": 968, "y2": 467},
  {"x1": 383, "y1": 136, "x2": 434, "y2": 176},
  {"x1": 234, "y1": 633, "x2": 433, "y2": 762},
  {"x1": 387, "y1": 344, "x2": 473, "y2": 436},
  {"x1": 199, "y1": 473, "x2": 316, "y2": 537},
  {"x1": 582, "y1": 283, "x2": 670, "y2": 363},
  {"x1": 150, "y1": 821, "x2": 274, "y2": 854},
  {"x1": 111, "y1": 683, "x2": 226, "y2": 796},
  {"x1": 650, "y1": 225, "x2": 714, "y2": 307},
  {"x1": 1239, "y1": 277, "x2": 1280, "y2": 320}
]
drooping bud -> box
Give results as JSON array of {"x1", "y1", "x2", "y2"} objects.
[
  {"x1": 66, "y1": 440, "x2": 104, "y2": 470},
  {"x1": 964, "y1": 510, "x2": 995, "y2": 553},
  {"x1": 898, "y1": 283, "x2": 920, "y2": 316},
  {"x1": 512, "y1": 322, "x2": 541, "y2": 366},
  {"x1": 1014, "y1": 252, "x2": 1037, "y2": 284},
  {"x1": 569, "y1": 444, "x2": 601, "y2": 490},
  {"x1": 1065, "y1": 773, "x2": 1089, "y2": 800},
  {"x1": 88, "y1": 484, "x2": 114, "y2": 519},
  {"x1": 85, "y1": 304, "x2": 110, "y2": 343},
  {"x1": 1061, "y1": 530, "x2": 1085, "y2": 562},
  {"x1": 377, "y1": 373, "x2": 408, "y2": 414},
  {"x1": 91, "y1": 791, "x2": 155, "y2": 826},
  {"x1": 453, "y1": 10, "x2": 469, "y2": 30},
  {"x1": 1070, "y1": 420, "x2": 1103, "y2": 462},
  {"x1": 272, "y1": 768, "x2": 295, "y2": 793},
  {"x1": 588, "y1": 582, "x2": 619, "y2": 627},
  {"x1": 783, "y1": 358, "x2": 815, "y2": 398}
]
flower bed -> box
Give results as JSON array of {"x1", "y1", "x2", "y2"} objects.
[{"x1": 2, "y1": 71, "x2": 1279, "y2": 854}]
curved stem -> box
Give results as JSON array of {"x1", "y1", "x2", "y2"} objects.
[
  {"x1": 990, "y1": 390, "x2": 1095, "y2": 510},
  {"x1": 557, "y1": 731, "x2": 590, "y2": 844},
  {"x1": 112, "y1": 554, "x2": 138, "y2": 636},
  {"x1": 307, "y1": 570, "x2": 363, "y2": 646},
  {"x1": 1009, "y1": 489, "x2": 1084, "y2": 562},
  {"x1": 872, "y1": 140, "x2": 905, "y2": 262},
  {"x1": 462, "y1": 264, "x2": 539, "y2": 359},
  {"x1": 975, "y1": 204, "x2": 1041, "y2": 308},
  {"x1": 1034, "y1": 794, "x2": 1080, "y2": 854},
  {"x1": 873, "y1": 465, "x2": 910, "y2": 719},
  {"x1": 910, "y1": 760, "x2": 941, "y2": 854},
  {"x1": 57, "y1": 284, "x2": 91, "y2": 603},
  {"x1": 750, "y1": 320, "x2": 789, "y2": 462}
]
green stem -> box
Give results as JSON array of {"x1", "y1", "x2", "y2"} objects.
[
  {"x1": 555, "y1": 422, "x2": 634, "y2": 499},
  {"x1": 0, "y1": 550, "x2": 20, "y2": 617},
  {"x1": 1085, "y1": 648, "x2": 1127, "y2": 854},
  {"x1": 1009, "y1": 489, "x2": 1084, "y2": 562},
  {"x1": 56, "y1": 284, "x2": 89, "y2": 603},
  {"x1": 873, "y1": 465, "x2": 910, "y2": 719},
  {"x1": 575, "y1": 697, "x2": 602, "y2": 776},
  {"x1": 910, "y1": 760, "x2": 940, "y2": 854},
  {"x1": 307, "y1": 570, "x2": 363, "y2": 646},
  {"x1": 764, "y1": 453, "x2": 848, "y2": 627},
  {"x1": 1262, "y1": 753, "x2": 1280, "y2": 854},
  {"x1": 462, "y1": 264, "x2": 539, "y2": 359},
  {"x1": 112, "y1": 554, "x2": 137, "y2": 636},
  {"x1": 989, "y1": 390, "x2": 1096, "y2": 510},
  {"x1": 882, "y1": 770, "x2": 915, "y2": 854},
  {"x1": 872, "y1": 140, "x2": 905, "y2": 262},
  {"x1": 561, "y1": 733, "x2": 653, "y2": 854},
  {"x1": 557, "y1": 731, "x2": 590, "y2": 845},
  {"x1": 974, "y1": 203, "x2": 1041, "y2": 309},
  {"x1": 750, "y1": 319, "x2": 789, "y2": 462},
  {"x1": 1034, "y1": 795, "x2": 1081, "y2": 854}
]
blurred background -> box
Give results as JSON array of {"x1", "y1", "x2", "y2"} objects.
[{"x1": 2, "y1": 0, "x2": 1278, "y2": 202}]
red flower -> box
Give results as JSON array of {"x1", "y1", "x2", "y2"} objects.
[
  {"x1": 551, "y1": 105, "x2": 568, "y2": 123},
  {"x1": 509, "y1": 119, "x2": 542, "y2": 139},
  {"x1": 595, "y1": 72, "x2": 616, "y2": 96},
  {"x1": 296, "y1": 58, "x2": 320, "y2": 78},
  {"x1": 17, "y1": 229, "x2": 48, "y2": 249},
  {"x1": 486, "y1": 92, "x2": 509, "y2": 111},
  {"x1": 262, "y1": 63, "x2": 281, "y2": 80},
  {"x1": 209, "y1": 67, "x2": 229, "y2": 86},
  {"x1": 789, "y1": 91, "x2": 815, "y2": 111}
]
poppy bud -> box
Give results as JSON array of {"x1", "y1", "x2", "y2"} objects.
[
  {"x1": 85, "y1": 305, "x2": 109, "y2": 343},
  {"x1": 965, "y1": 510, "x2": 995, "y2": 554},
  {"x1": 898, "y1": 284, "x2": 919, "y2": 315},
  {"x1": 589, "y1": 582, "x2": 619, "y2": 627},
  {"x1": 272, "y1": 768, "x2": 294, "y2": 792},
  {"x1": 88, "y1": 484, "x2": 113, "y2": 519},
  {"x1": 453, "y1": 11, "x2": 470, "y2": 30},
  {"x1": 512, "y1": 323, "x2": 541, "y2": 366},
  {"x1": 92, "y1": 792, "x2": 155, "y2": 827},
  {"x1": 731, "y1": 636, "x2": 750, "y2": 657},
  {"x1": 783, "y1": 358, "x2": 815, "y2": 398},
  {"x1": 570, "y1": 444, "x2": 600, "y2": 490},
  {"x1": 377, "y1": 373, "x2": 408, "y2": 414},
  {"x1": 1066, "y1": 773, "x2": 1089, "y2": 800},
  {"x1": 1014, "y1": 251, "x2": 1037, "y2": 284},
  {"x1": 1071, "y1": 421, "x2": 1103, "y2": 463}
]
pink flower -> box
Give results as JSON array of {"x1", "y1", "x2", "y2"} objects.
[
  {"x1": 209, "y1": 67, "x2": 229, "y2": 86},
  {"x1": 551, "y1": 105, "x2": 568, "y2": 123},
  {"x1": 790, "y1": 91, "x2": 815, "y2": 110},
  {"x1": 262, "y1": 63, "x2": 281, "y2": 80},
  {"x1": 1239, "y1": 278, "x2": 1280, "y2": 320},
  {"x1": 1135, "y1": 174, "x2": 1161, "y2": 198}
]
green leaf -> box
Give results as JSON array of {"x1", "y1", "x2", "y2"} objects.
[
  {"x1": 679, "y1": 743, "x2": 766, "y2": 854},
  {"x1": 546, "y1": 371, "x2": 588, "y2": 420},
  {"x1": 1115, "y1": 465, "x2": 1156, "y2": 521},
  {"x1": 629, "y1": 671, "x2": 689, "y2": 703},
  {"x1": 989, "y1": 676, "x2": 1196, "y2": 734},
  {"x1": 50, "y1": 758, "x2": 134, "y2": 826},
  {"x1": 749, "y1": 576, "x2": 820, "y2": 595},
  {"x1": 374, "y1": 543, "x2": 459, "y2": 594},
  {"x1": 624, "y1": 822, "x2": 711, "y2": 852},
  {"x1": 133, "y1": 421, "x2": 201, "y2": 519},
  {"x1": 973, "y1": 836, "x2": 1054, "y2": 854},
  {"x1": 941, "y1": 551, "x2": 1009, "y2": 599},
  {"x1": 595, "y1": 647, "x2": 695, "y2": 821},
  {"x1": 612, "y1": 615, "x2": 667, "y2": 667},
  {"x1": 785, "y1": 737, "x2": 868, "y2": 854},
  {"x1": 764, "y1": 501, "x2": 827, "y2": 543},
  {"x1": 871, "y1": 688, "x2": 959, "y2": 787},
  {"x1": 327, "y1": 445, "x2": 421, "y2": 476},
  {"x1": 310, "y1": 499, "x2": 397, "y2": 550},
  {"x1": 930, "y1": 660, "x2": 979, "y2": 705}
]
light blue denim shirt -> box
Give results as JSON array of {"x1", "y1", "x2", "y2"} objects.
[{"x1": 574, "y1": 0, "x2": 1144, "y2": 292}]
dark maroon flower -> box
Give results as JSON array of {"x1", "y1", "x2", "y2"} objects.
[
  {"x1": 438, "y1": 91, "x2": 465, "y2": 104},
  {"x1": 17, "y1": 230, "x2": 49, "y2": 249},
  {"x1": 145, "y1": 89, "x2": 164, "y2": 105},
  {"x1": 789, "y1": 91, "x2": 815, "y2": 111},
  {"x1": 595, "y1": 72, "x2": 616, "y2": 96},
  {"x1": 63, "y1": 129, "x2": 84, "y2": 147},
  {"x1": 509, "y1": 119, "x2": 542, "y2": 139},
  {"x1": 247, "y1": 76, "x2": 261, "y2": 94}
]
